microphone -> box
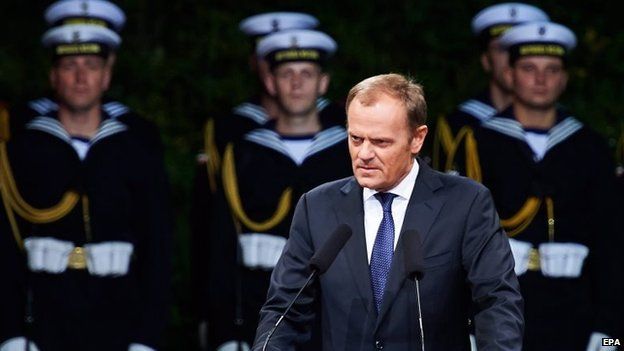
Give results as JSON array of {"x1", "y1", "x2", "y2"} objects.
[
  {"x1": 403, "y1": 229, "x2": 425, "y2": 280},
  {"x1": 402, "y1": 229, "x2": 426, "y2": 351},
  {"x1": 309, "y1": 223, "x2": 353, "y2": 274},
  {"x1": 262, "y1": 224, "x2": 352, "y2": 351}
]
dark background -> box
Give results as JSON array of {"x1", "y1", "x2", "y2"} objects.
[{"x1": 1, "y1": 0, "x2": 623, "y2": 348}]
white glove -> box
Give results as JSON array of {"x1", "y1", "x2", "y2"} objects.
[
  {"x1": 85, "y1": 241, "x2": 134, "y2": 277},
  {"x1": 469, "y1": 334, "x2": 477, "y2": 351},
  {"x1": 128, "y1": 343, "x2": 156, "y2": 351},
  {"x1": 24, "y1": 237, "x2": 74, "y2": 274},
  {"x1": 216, "y1": 340, "x2": 250, "y2": 351},
  {"x1": 0, "y1": 337, "x2": 40, "y2": 351},
  {"x1": 586, "y1": 332, "x2": 617, "y2": 351},
  {"x1": 539, "y1": 242, "x2": 589, "y2": 278},
  {"x1": 508, "y1": 238, "x2": 533, "y2": 276},
  {"x1": 239, "y1": 233, "x2": 286, "y2": 270}
]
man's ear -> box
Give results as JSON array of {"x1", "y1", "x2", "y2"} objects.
[
  {"x1": 410, "y1": 125, "x2": 428, "y2": 155},
  {"x1": 503, "y1": 65, "x2": 514, "y2": 89},
  {"x1": 480, "y1": 52, "x2": 492, "y2": 73},
  {"x1": 101, "y1": 63, "x2": 112, "y2": 91},
  {"x1": 560, "y1": 70, "x2": 569, "y2": 91},
  {"x1": 263, "y1": 71, "x2": 277, "y2": 96},
  {"x1": 49, "y1": 67, "x2": 57, "y2": 89},
  {"x1": 318, "y1": 73, "x2": 330, "y2": 96},
  {"x1": 106, "y1": 53, "x2": 117, "y2": 68}
]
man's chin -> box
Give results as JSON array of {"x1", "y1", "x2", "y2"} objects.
[
  {"x1": 63, "y1": 100, "x2": 99, "y2": 113},
  {"x1": 354, "y1": 174, "x2": 380, "y2": 189}
]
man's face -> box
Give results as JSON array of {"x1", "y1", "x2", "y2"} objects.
[
  {"x1": 507, "y1": 56, "x2": 568, "y2": 110},
  {"x1": 481, "y1": 38, "x2": 512, "y2": 93},
  {"x1": 265, "y1": 61, "x2": 329, "y2": 117},
  {"x1": 347, "y1": 93, "x2": 427, "y2": 192},
  {"x1": 50, "y1": 55, "x2": 111, "y2": 112}
]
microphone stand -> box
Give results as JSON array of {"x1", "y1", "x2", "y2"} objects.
[
  {"x1": 413, "y1": 277, "x2": 425, "y2": 351},
  {"x1": 261, "y1": 269, "x2": 317, "y2": 351}
]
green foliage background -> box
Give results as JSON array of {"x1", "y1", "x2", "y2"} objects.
[{"x1": 1, "y1": 0, "x2": 623, "y2": 348}]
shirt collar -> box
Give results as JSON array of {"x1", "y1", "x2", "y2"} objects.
[{"x1": 363, "y1": 158, "x2": 420, "y2": 202}]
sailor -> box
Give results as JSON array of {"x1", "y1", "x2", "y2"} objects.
[
  {"x1": 475, "y1": 21, "x2": 622, "y2": 350},
  {"x1": 432, "y1": 3, "x2": 549, "y2": 176},
  {"x1": 190, "y1": 13, "x2": 341, "y2": 349},
  {"x1": 0, "y1": 4, "x2": 172, "y2": 351},
  {"x1": 9, "y1": 0, "x2": 163, "y2": 156},
  {"x1": 199, "y1": 28, "x2": 351, "y2": 351}
]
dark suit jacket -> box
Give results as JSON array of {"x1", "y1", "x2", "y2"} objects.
[{"x1": 253, "y1": 161, "x2": 523, "y2": 351}]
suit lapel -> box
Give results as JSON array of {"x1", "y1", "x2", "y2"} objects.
[
  {"x1": 335, "y1": 178, "x2": 374, "y2": 314},
  {"x1": 375, "y1": 160, "x2": 445, "y2": 332}
]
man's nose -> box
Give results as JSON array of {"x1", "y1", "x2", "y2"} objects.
[
  {"x1": 75, "y1": 66, "x2": 87, "y2": 82},
  {"x1": 535, "y1": 70, "x2": 546, "y2": 84},
  {"x1": 358, "y1": 142, "x2": 375, "y2": 160},
  {"x1": 291, "y1": 74, "x2": 303, "y2": 89}
]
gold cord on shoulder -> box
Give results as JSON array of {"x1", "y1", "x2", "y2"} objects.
[
  {"x1": 222, "y1": 143, "x2": 292, "y2": 233},
  {"x1": 500, "y1": 197, "x2": 542, "y2": 237},
  {"x1": 0, "y1": 107, "x2": 79, "y2": 249},
  {"x1": 501, "y1": 196, "x2": 555, "y2": 241},
  {"x1": 433, "y1": 116, "x2": 482, "y2": 182}
]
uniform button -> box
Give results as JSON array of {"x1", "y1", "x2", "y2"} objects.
[{"x1": 375, "y1": 340, "x2": 384, "y2": 349}]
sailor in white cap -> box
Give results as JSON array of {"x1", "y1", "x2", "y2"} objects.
[
  {"x1": 197, "y1": 29, "x2": 350, "y2": 351},
  {"x1": 44, "y1": 0, "x2": 126, "y2": 32},
  {"x1": 196, "y1": 12, "x2": 332, "y2": 170},
  {"x1": 0, "y1": 16, "x2": 172, "y2": 351},
  {"x1": 190, "y1": 14, "x2": 342, "y2": 349},
  {"x1": 473, "y1": 21, "x2": 622, "y2": 351},
  {"x1": 432, "y1": 3, "x2": 549, "y2": 175}
]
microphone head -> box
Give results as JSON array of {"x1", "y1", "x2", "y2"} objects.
[
  {"x1": 402, "y1": 229, "x2": 425, "y2": 280},
  {"x1": 309, "y1": 224, "x2": 352, "y2": 274}
]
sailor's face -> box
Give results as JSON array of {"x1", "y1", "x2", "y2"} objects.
[
  {"x1": 267, "y1": 62, "x2": 329, "y2": 117},
  {"x1": 50, "y1": 55, "x2": 111, "y2": 112},
  {"x1": 508, "y1": 56, "x2": 568, "y2": 110}
]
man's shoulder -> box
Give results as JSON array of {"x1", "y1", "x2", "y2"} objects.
[
  {"x1": 305, "y1": 176, "x2": 355, "y2": 199},
  {"x1": 427, "y1": 166, "x2": 489, "y2": 199}
]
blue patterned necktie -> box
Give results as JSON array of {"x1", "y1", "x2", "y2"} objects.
[{"x1": 370, "y1": 192, "x2": 397, "y2": 312}]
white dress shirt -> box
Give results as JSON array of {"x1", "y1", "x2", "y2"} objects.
[{"x1": 363, "y1": 159, "x2": 419, "y2": 263}]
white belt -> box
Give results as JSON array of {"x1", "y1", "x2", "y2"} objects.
[
  {"x1": 508, "y1": 238, "x2": 588, "y2": 278},
  {"x1": 24, "y1": 237, "x2": 134, "y2": 276},
  {"x1": 238, "y1": 233, "x2": 287, "y2": 270}
]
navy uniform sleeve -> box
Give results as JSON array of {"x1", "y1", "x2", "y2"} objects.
[
  {"x1": 0, "y1": 198, "x2": 27, "y2": 344},
  {"x1": 130, "y1": 131, "x2": 174, "y2": 348},
  {"x1": 586, "y1": 139, "x2": 623, "y2": 337}
]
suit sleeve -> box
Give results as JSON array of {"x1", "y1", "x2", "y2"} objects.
[
  {"x1": 252, "y1": 193, "x2": 318, "y2": 351},
  {"x1": 461, "y1": 186, "x2": 524, "y2": 351}
]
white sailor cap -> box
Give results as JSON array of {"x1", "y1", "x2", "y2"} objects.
[
  {"x1": 256, "y1": 29, "x2": 337, "y2": 69},
  {"x1": 239, "y1": 12, "x2": 319, "y2": 38},
  {"x1": 42, "y1": 23, "x2": 121, "y2": 58},
  {"x1": 472, "y1": 3, "x2": 549, "y2": 46},
  {"x1": 45, "y1": 0, "x2": 126, "y2": 32},
  {"x1": 500, "y1": 21, "x2": 577, "y2": 63}
]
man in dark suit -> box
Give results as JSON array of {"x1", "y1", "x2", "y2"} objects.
[{"x1": 253, "y1": 73, "x2": 523, "y2": 350}]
